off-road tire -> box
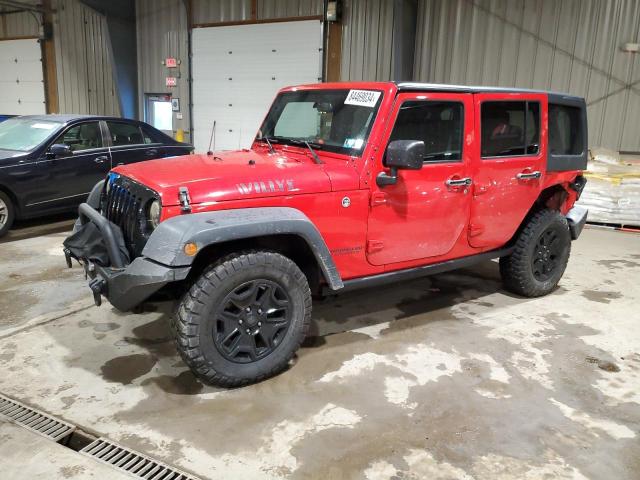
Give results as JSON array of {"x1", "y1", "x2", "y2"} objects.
[
  {"x1": 172, "y1": 251, "x2": 312, "y2": 387},
  {"x1": 499, "y1": 209, "x2": 571, "y2": 297},
  {"x1": 0, "y1": 191, "x2": 15, "y2": 238}
]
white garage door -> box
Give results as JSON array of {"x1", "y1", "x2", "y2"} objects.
[
  {"x1": 0, "y1": 39, "x2": 45, "y2": 115},
  {"x1": 192, "y1": 20, "x2": 322, "y2": 152}
]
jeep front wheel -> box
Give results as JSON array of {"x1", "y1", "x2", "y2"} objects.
[
  {"x1": 499, "y1": 208, "x2": 571, "y2": 297},
  {"x1": 172, "y1": 251, "x2": 312, "y2": 387}
]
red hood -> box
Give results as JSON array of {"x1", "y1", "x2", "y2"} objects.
[{"x1": 112, "y1": 148, "x2": 347, "y2": 206}]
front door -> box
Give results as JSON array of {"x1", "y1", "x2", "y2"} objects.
[
  {"x1": 25, "y1": 121, "x2": 111, "y2": 211},
  {"x1": 367, "y1": 92, "x2": 474, "y2": 266},
  {"x1": 469, "y1": 94, "x2": 546, "y2": 248}
]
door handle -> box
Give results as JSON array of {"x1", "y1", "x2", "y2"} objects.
[
  {"x1": 94, "y1": 156, "x2": 108, "y2": 164},
  {"x1": 516, "y1": 170, "x2": 541, "y2": 180},
  {"x1": 145, "y1": 149, "x2": 158, "y2": 156},
  {"x1": 445, "y1": 177, "x2": 472, "y2": 187}
]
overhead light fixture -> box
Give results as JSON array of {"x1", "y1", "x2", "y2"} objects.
[{"x1": 622, "y1": 43, "x2": 640, "y2": 53}]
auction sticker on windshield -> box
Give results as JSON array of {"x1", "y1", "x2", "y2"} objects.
[{"x1": 344, "y1": 90, "x2": 381, "y2": 108}]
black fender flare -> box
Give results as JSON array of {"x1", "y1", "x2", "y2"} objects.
[
  {"x1": 87, "y1": 180, "x2": 105, "y2": 209},
  {"x1": 141, "y1": 207, "x2": 344, "y2": 290},
  {"x1": 73, "y1": 180, "x2": 104, "y2": 233}
]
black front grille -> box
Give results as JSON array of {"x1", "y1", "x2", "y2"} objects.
[{"x1": 102, "y1": 176, "x2": 157, "y2": 259}]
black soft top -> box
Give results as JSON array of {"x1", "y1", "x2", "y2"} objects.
[{"x1": 394, "y1": 82, "x2": 584, "y2": 102}]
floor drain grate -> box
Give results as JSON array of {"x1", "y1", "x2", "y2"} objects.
[
  {"x1": 81, "y1": 438, "x2": 201, "y2": 480},
  {"x1": 0, "y1": 393, "x2": 75, "y2": 442}
]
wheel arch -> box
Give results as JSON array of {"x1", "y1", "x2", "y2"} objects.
[
  {"x1": 142, "y1": 207, "x2": 344, "y2": 292},
  {"x1": 186, "y1": 233, "x2": 328, "y2": 294},
  {"x1": 0, "y1": 183, "x2": 21, "y2": 218},
  {"x1": 508, "y1": 183, "x2": 572, "y2": 245}
]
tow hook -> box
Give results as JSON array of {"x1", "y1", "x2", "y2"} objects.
[
  {"x1": 88, "y1": 278, "x2": 105, "y2": 307},
  {"x1": 63, "y1": 248, "x2": 73, "y2": 268}
]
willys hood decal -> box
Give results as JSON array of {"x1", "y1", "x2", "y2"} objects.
[{"x1": 112, "y1": 149, "x2": 333, "y2": 206}]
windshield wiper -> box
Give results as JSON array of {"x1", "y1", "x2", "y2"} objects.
[
  {"x1": 303, "y1": 141, "x2": 323, "y2": 164},
  {"x1": 258, "y1": 135, "x2": 275, "y2": 153},
  {"x1": 278, "y1": 138, "x2": 324, "y2": 164}
]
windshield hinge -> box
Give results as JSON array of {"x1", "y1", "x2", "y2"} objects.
[
  {"x1": 178, "y1": 186, "x2": 191, "y2": 213},
  {"x1": 370, "y1": 191, "x2": 387, "y2": 207}
]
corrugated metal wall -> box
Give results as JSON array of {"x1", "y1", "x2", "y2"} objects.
[
  {"x1": 257, "y1": 0, "x2": 323, "y2": 19},
  {"x1": 413, "y1": 0, "x2": 640, "y2": 152},
  {"x1": 0, "y1": 11, "x2": 40, "y2": 38},
  {"x1": 0, "y1": 0, "x2": 119, "y2": 116},
  {"x1": 190, "y1": 0, "x2": 322, "y2": 24},
  {"x1": 339, "y1": 0, "x2": 395, "y2": 81},
  {"x1": 134, "y1": 0, "x2": 640, "y2": 151},
  {"x1": 136, "y1": 0, "x2": 190, "y2": 137},
  {"x1": 54, "y1": 0, "x2": 120, "y2": 116}
]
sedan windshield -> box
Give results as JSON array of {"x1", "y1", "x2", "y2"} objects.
[
  {"x1": 257, "y1": 89, "x2": 383, "y2": 156},
  {"x1": 0, "y1": 118, "x2": 62, "y2": 152}
]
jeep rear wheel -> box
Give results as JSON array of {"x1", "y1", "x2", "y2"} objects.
[
  {"x1": 0, "y1": 191, "x2": 15, "y2": 238},
  {"x1": 172, "y1": 251, "x2": 312, "y2": 387},
  {"x1": 499, "y1": 209, "x2": 571, "y2": 297}
]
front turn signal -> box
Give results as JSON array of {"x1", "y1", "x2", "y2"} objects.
[{"x1": 184, "y1": 242, "x2": 198, "y2": 256}]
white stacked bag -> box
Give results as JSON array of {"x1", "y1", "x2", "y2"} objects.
[{"x1": 577, "y1": 149, "x2": 640, "y2": 227}]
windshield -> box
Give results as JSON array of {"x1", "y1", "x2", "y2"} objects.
[
  {"x1": 0, "y1": 118, "x2": 62, "y2": 152},
  {"x1": 257, "y1": 89, "x2": 383, "y2": 156}
]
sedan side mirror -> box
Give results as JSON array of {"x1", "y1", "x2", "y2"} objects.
[
  {"x1": 377, "y1": 140, "x2": 425, "y2": 187},
  {"x1": 48, "y1": 144, "x2": 72, "y2": 158}
]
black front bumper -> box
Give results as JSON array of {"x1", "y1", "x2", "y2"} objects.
[{"x1": 66, "y1": 203, "x2": 190, "y2": 311}]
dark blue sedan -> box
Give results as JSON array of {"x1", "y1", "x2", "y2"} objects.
[{"x1": 0, "y1": 115, "x2": 192, "y2": 237}]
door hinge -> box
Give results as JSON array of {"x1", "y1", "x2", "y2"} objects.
[
  {"x1": 366, "y1": 240, "x2": 384, "y2": 254},
  {"x1": 370, "y1": 191, "x2": 387, "y2": 207},
  {"x1": 468, "y1": 223, "x2": 484, "y2": 237}
]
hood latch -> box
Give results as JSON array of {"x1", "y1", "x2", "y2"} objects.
[{"x1": 178, "y1": 186, "x2": 192, "y2": 213}]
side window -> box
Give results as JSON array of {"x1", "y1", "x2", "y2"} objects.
[
  {"x1": 389, "y1": 101, "x2": 463, "y2": 162},
  {"x1": 549, "y1": 104, "x2": 584, "y2": 155},
  {"x1": 106, "y1": 122, "x2": 145, "y2": 146},
  {"x1": 481, "y1": 101, "x2": 539, "y2": 157},
  {"x1": 140, "y1": 125, "x2": 164, "y2": 144},
  {"x1": 53, "y1": 122, "x2": 103, "y2": 152}
]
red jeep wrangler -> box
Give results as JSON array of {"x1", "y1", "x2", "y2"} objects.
[{"x1": 64, "y1": 82, "x2": 588, "y2": 387}]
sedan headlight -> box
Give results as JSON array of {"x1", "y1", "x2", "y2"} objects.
[{"x1": 148, "y1": 199, "x2": 161, "y2": 229}]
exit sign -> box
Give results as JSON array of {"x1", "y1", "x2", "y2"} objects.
[
  {"x1": 165, "y1": 76, "x2": 177, "y2": 87},
  {"x1": 165, "y1": 57, "x2": 178, "y2": 68}
]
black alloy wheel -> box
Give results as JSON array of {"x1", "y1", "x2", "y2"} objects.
[
  {"x1": 213, "y1": 279, "x2": 292, "y2": 363},
  {"x1": 532, "y1": 228, "x2": 563, "y2": 281}
]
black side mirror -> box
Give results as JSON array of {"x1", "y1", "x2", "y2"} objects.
[
  {"x1": 377, "y1": 140, "x2": 425, "y2": 187},
  {"x1": 48, "y1": 144, "x2": 72, "y2": 158}
]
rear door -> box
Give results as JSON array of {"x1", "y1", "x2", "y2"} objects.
[
  {"x1": 469, "y1": 94, "x2": 546, "y2": 248},
  {"x1": 105, "y1": 120, "x2": 163, "y2": 167},
  {"x1": 366, "y1": 92, "x2": 474, "y2": 266}
]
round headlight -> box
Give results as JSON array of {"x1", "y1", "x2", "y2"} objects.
[{"x1": 148, "y1": 200, "x2": 161, "y2": 229}]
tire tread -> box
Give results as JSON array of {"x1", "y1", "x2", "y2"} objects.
[{"x1": 171, "y1": 250, "x2": 311, "y2": 388}]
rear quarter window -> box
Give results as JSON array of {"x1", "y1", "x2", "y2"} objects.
[{"x1": 548, "y1": 104, "x2": 584, "y2": 155}]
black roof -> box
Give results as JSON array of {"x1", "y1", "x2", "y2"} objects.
[
  {"x1": 394, "y1": 82, "x2": 583, "y2": 101},
  {"x1": 17, "y1": 114, "x2": 141, "y2": 124}
]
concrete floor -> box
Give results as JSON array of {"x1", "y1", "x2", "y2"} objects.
[{"x1": 0, "y1": 222, "x2": 639, "y2": 479}]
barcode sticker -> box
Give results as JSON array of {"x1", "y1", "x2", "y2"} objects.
[{"x1": 344, "y1": 90, "x2": 381, "y2": 108}]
